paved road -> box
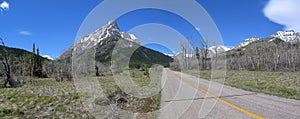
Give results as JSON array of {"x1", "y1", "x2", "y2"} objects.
[{"x1": 159, "y1": 69, "x2": 300, "y2": 119}]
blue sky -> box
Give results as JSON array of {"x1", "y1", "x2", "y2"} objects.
[{"x1": 0, "y1": 0, "x2": 298, "y2": 58}]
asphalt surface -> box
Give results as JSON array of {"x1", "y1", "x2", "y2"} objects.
[{"x1": 159, "y1": 69, "x2": 300, "y2": 119}]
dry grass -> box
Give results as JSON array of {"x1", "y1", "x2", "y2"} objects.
[
  {"x1": 0, "y1": 69, "x2": 161, "y2": 118},
  {"x1": 98, "y1": 69, "x2": 161, "y2": 114},
  {"x1": 0, "y1": 79, "x2": 92, "y2": 118}
]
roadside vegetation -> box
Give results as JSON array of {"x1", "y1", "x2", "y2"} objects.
[
  {"x1": 170, "y1": 38, "x2": 300, "y2": 100},
  {"x1": 185, "y1": 70, "x2": 300, "y2": 100},
  {"x1": 0, "y1": 68, "x2": 161, "y2": 118},
  {"x1": 0, "y1": 78, "x2": 92, "y2": 118},
  {"x1": 98, "y1": 69, "x2": 161, "y2": 117},
  {"x1": 0, "y1": 36, "x2": 163, "y2": 118}
]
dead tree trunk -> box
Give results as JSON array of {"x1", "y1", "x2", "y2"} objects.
[
  {"x1": 200, "y1": 38, "x2": 209, "y2": 70},
  {"x1": 0, "y1": 38, "x2": 20, "y2": 88}
]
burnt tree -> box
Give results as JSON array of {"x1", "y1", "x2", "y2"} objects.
[{"x1": 0, "y1": 38, "x2": 20, "y2": 88}]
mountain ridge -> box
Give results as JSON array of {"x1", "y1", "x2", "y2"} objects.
[
  {"x1": 57, "y1": 20, "x2": 173, "y2": 66},
  {"x1": 233, "y1": 30, "x2": 300, "y2": 50}
]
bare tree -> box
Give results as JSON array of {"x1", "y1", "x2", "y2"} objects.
[
  {"x1": 0, "y1": 37, "x2": 20, "y2": 88},
  {"x1": 199, "y1": 38, "x2": 210, "y2": 69},
  {"x1": 227, "y1": 38, "x2": 300, "y2": 71},
  {"x1": 195, "y1": 47, "x2": 200, "y2": 69},
  {"x1": 179, "y1": 39, "x2": 188, "y2": 69}
]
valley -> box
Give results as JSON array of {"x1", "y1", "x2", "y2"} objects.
[{"x1": 1, "y1": 16, "x2": 300, "y2": 119}]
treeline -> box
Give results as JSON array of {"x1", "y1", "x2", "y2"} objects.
[
  {"x1": 227, "y1": 38, "x2": 300, "y2": 72},
  {"x1": 0, "y1": 42, "x2": 75, "y2": 88},
  {"x1": 170, "y1": 38, "x2": 215, "y2": 71},
  {"x1": 0, "y1": 44, "x2": 47, "y2": 78},
  {"x1": 170, "y1": 38, "x2": 300, "y2": 72}
]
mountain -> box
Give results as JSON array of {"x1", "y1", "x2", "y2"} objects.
[
  {"x1": 0, "y1": 46, "x2": 48, "y2": 61},
  {"x1": 271, "y1": 30, "x2": 300, "y2": 43},
  {"x1": 208, "y1": 45, "x2": 230, "y2": 54},
  {"x1": 233, "y1": 30, "x2": 300, "y2": 50},
  {"x1": 42, "y1": 55, "x2": 54, "y2": 60},
  {"x1": 74, "y1": 20, "x2": 140, "y2": 49},
  {"x1": 0, "y1": 45, "x2": 50, "y2": 77},
  {"x1": 174, "y1": 45, "x2": 229, "y2": 59},
  {"x1": 121, "y1": 32, "x2": 140, "y2": 44},
  {"x1": 206, "y1": 45, "x2": 230, "y2": 58},
  {"x1": 233, "y1": 36, "x2": 260, "y2": 49},
  {"x1": 57, "y1": 20, "x2": 173, "y2": 66},
  {"x1": 58, "y1": 20, "x2": 138, "y2": 62},
  {"x1": 227, "y1": 36, "x2": 300, "y2": 71}
]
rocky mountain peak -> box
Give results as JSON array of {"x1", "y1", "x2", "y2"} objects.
[
  {"x1": 232, "y1": 30, "x2": 300, "y2": 50},
  {"x1": 74, "y1": 20, "x2": 140, "y2": 50},
  {"x1": 271, "y1": 30, "x2": 300, "y2": 42},
  {"x1": 58, "y1": 20, "x2": 141, "y2": 61},
  {"x1": 233, "y1": 36, "x2": 260, "y2": 49}
]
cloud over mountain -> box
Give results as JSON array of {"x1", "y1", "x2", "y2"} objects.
[{"x1": 263, "y1": 0, "x2": 300, "y2": 32}]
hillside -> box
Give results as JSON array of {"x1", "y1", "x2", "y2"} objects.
[
  {"x1": 0, "y1": 45, "x2": 50, "y2": 77},
  {"x1": 0, "y1": 46, "x2": 47, "y2": 61},
  {"x1": 95, "y1": 37, "x2": 173, "y2": 66},
  {"x1": 227, "y1": 37, "x2": 300, "y2": 71},
  {"x1": 57, "y1": 20, "x2": 173, "y2": 67}
]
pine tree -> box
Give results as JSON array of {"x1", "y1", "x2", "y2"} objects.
[
  {"x1": 31, "y1": 44, "x2": 43, "y2": 77},
  {"x1": 32, "y1": 43, "x2": 35, "y2": 54}
]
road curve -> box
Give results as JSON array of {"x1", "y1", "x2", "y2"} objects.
[{"x1": 159, "y1": 69, "x2": 300, "y2": 119}]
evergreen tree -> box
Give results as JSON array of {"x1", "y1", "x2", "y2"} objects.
[{"x1": 31, "y1": 44, "x2": 43, "y2": 77}]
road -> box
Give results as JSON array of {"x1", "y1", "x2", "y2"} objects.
[{"x1": 159, "y1": 69, "x2": 300, "y2": 119}]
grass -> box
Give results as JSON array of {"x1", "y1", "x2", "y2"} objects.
[
  {"x1": 0, "y1": 68, "x2": 162, "y2": 118},
  {"x1": 184, "y1": 70, "x2": 300, "y2": 100},
  {"x1": 0, "y1": 78, "x2": 92, "y2": 118},
  {"x1": 98, "y1": 69, "x2": 161, "y2": 114}
]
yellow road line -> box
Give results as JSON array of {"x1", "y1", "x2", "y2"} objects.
[{"x1": 172, "y1": 72, "x2": 265, "y2": 119}]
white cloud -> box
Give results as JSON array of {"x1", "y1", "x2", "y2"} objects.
[
  {"x1": 19, "y1": 31, "x2": 32, "y2": 36},
  {"x1": 42, "y1": 55, "x2": 54, "y2": 60},
  {"x1": 0, "y1": 1, "x2": 9, "y2": 10},
  {"x1": 263, "y1": 0, "x2": 300, "y2": 32}
]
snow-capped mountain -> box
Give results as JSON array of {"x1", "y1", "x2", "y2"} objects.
[
  {"x1": 121, "y1": 32, "x2": 140, "y2": 44},
  {"x1": 58, "y1": 20, "x2": 141, "y2": 60},
  {"x1": 233, "y1": 36, "x2": 260, "y2": 49},
  {"x1": 42, "y1": 55, "x2": 54, "y2": 60},
  {"x1": 57, "y1": 20, "x2": 173, "y2": 64},
  {"x1": 207, "y1": 45, "x2": 230, "y2": 57},
  {"x1": 75, "y1": 20, "x2": 140, "y2": 49},
  {"x1": 174, "y1": 45, "x2": 229, "y2": 58},
  {"x1": 233, "y1": 30, "x2": 300, "y2": 50},
  {"x1": 208, "y1": 45, "x2": 230, "y2": 54},
  {"x1": 271, "y1": 30, "x2": 300, "y2": 43},
  {"x1": 174, "y1": 52, "x2": 192, "y2": 57}
]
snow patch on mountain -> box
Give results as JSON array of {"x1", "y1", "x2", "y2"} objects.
[
  {"x1": 233, "y1": 30, "x2": 300, "y2": 50},
  {"x1": 208, "y1": 45, "x2": 230, "y2": 54},
  {"x1": 75, "y1": 20, "x2": 140, "y2": 50},
  {"x1": 207, "y1": 45, "x2": 230, "y2": 57},
  {"x1": 43, "y1": 55, "x2": 54, "y2": 60},
  {"x1": 121, "y1": 32, "x2": 141, "y2": 44},
  {"x1": 163, "y1": 53, "x2": 175, "y2": 57},
  {"x1": 173, "y1": 45, "x2": 229, "y2": 58},
  {"x1": 271, "y1": 30, "x2": 300, "y2": 43},
  {"x1": 233, "y1": 36, "x2": 260, "y2": 49}
]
